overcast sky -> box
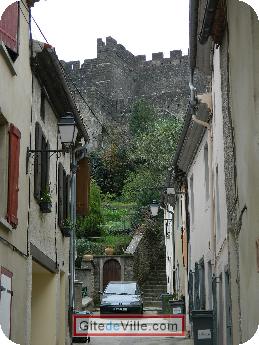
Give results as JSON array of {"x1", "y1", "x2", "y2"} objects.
[{"x1": 31, "y1": 0, "x2": 189, "y2": 63}]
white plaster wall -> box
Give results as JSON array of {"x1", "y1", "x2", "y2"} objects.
[
  {"x1": 0, "y1": 3, "x2": 33, "y2": 344},
  {"x1": 187, "y1": 133, "x2": 211, "y2": 273},
  {"x1": 211, "y1": 47, "x2": 229, "y2": 345},
  {"x1": 27, "y1": 75, "x2": 71, "y2": 344},
  {"x1": 212, "y1": 47, "x2": 228, "y2": 249},
  {"x1": 227, "y1": 0, "x2": 259, "y2": 341}
]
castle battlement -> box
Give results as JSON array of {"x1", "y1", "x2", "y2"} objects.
[
  {"x1": 63, "y1": 37, "x2": 188, "y2": 73},
  {"x1": 63, "y1": 36, "x2": 207, "y2": 150}
]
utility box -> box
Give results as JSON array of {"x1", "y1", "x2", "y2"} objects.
[
  {"x1": 161, "y1": 293, "x2": 174, "y2": 314},
  {"x1": 192, "y1": 310, "x2": 214, "y2": 345},
  {"x1": 169, "y1": 300, "x2": 185, "y2": 315}
]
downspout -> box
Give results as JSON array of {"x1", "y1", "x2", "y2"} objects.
[{"x1": 69, "y1": 143, "x2": 88, "y2": 329}]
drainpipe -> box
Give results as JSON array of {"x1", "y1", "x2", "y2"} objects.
[{"x1": 69, "y1": 143, "x2": 88, "y2": 328}]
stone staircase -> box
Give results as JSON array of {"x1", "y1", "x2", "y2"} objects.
[{"x1": 142, "y1": 255, "x2": 167, "y2": 308}]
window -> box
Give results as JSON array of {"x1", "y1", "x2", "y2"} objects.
[
  {"x1": 194, "y1": 262, "x2": 200, "y2": 309},
  {"x1": 199, "y1": 258, "x2": 206, "y2": 309},
  {"x1": 6, "y1": 124, "x2": 21, "y2": 228},
  {"x1": 0, "y1": 267, "x2": 13, "y2": 339},
  {"x1": 207, "y1": 261, "x2": 213, "y2": 309},
  {"x1": 58, "y1": 163, "x2": 70, "y2": 227},
  {"x1": 204, "y1": 144, "x2": 209, "y2": 201},
  {"x1": 216, "y1": 165, "x2": 221, "y2": 238},
  {"x1": 0, "y1": 2, "x2": 19, "y2": 61},
  {"x1": 0, "y1": 116, "x2": 9, "y2": 219},
  {"x1": 190, "y1": 175, "x2": 195, "y2": 224},
  {"x1": 40, "y1": 90, "x2": 45, "y2": 121},
  {"x1": 34, "y1": 122, "x2": 50, "y2": 203},
  {"x1": 256, "y1": 239, "x2": 259, "y2": 273}
]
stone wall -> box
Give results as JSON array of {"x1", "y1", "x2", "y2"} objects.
[
  {"x1": 63, "y1": 36, "x2": 208, "y2": 149},
  {"x1": 76, "y1": 255, "x2": 134, "y2": 305},
  {"x1": 128, "y1": 219, "x2": 165, "y2": 288}
]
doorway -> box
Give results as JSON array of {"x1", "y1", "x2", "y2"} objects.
[
  {"x1": 31, "y1": 261, "x2": 57, "y2": 345},
  {"x1": 103, "y1": 259, "x2": 121, "y2": 290}
]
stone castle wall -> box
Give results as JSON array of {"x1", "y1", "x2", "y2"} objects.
[{"x1": 62, "y1": 36, "x2": 208, "y2": 149}]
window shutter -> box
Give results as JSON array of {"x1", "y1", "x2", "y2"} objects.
[
  {"x1": 41, "y1": 135, "x2": 48, "y2": 193},
  {"x1": 6, "y1": 124, "x2": 20, "y2": 228},
  {"x1": 66, "y1": 175, "x2": 71, "y2": 219},
  {"x1": 34, "y1": 122, "x2": 42, "y2": 201},
  {"x1": 182, "y1": 228, "x2": 188, "y2": 267},
  {"x1": 188, "y1": 270, "x2": 194, "y2": 316},
  {"x1": 0, "y1": 2, "x2": 19, "y2": 53},
  {"x1": 76, "y1": 157, "x2": 90, "y2": 216},
  {"x1": 45, "y1": 140, "x2": 50, "y2": 189},
  {"x1": 63, "y1": 168, "x2": 67, "y2": 220},
  {"x1": 194, "y1": 262, "x2": 200, "y2": 310},
  {"x1": 58, "y1": 163, "x2": 64, "y2": 226}
]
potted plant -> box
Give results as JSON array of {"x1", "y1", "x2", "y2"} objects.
[
  {"x1": 39, "y1": 189, "x2": 52, "y2": 213},
  {"x1": 104, "y1": 246, "x2": 114, "y2": 255},
  {"x1": 61, "y1": 218, "x2": 73, "y2": 237}
]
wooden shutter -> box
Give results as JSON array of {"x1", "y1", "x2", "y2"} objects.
[
  {"x1": 66, "y1": 175, "x2": 71, "y2": 220},
  {"x1": 194, "y1": 262, "x2": 200, "y2": 310},
  {"x1": 182, "y1": 227, "x2": 188, "y2": 267},
  {"x1": 188, "y1": 270, "x2": 194, "y2": 316},
  {"x1": 6, "y1": 124, "x2": 20, "y2": 228},
  {"x1": 41, "y1": 135, "x2": 50, "y2": 194},
  {"x1": 34, "y1": 122, "x2": 42, "y2": 201},
  {"x1": 58, "y1": 163, "x2": 64, "y2": 226},
  {"x1": 76, "y1": 157, "x2": 90, "y2": 216},
  {"x1": 63, "y1": 168, "x2": 67, "y2": 220},
  {"x1": 0, "y1": 2, "x2": 19, "y2": 53}
]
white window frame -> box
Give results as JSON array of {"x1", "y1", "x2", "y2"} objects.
[{"x1": 0, "y1": 267, "x2": 13, "y2": 339}]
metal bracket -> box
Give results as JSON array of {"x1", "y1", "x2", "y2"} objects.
[{"x1": 26, "y1": 147, "x2": 63, "y2": 174}]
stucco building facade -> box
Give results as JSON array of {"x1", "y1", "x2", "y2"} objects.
[
  {"x1": 0, "y1": 2, "x2": 89, "y2": 344},
  {"x1": 164, "y1": 1, "x2": 259, "y2": 344}
]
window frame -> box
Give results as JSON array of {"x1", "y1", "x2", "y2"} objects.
[
  {"x1": 34, "y1": 122, "x2": 50, "y2": 206},
  {"x1": 0, "y1": 267, "x2": 13, "y2": 339}
]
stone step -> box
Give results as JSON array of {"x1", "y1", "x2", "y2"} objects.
[
  {"x1": 143, "y1": 281, "x2": 167, "y2": 286},
  {"x1": 143, "y1": 296, "x2": 165, "y2": 302},
  {"x1": 144, "y1": 301, "x2": 162, "y2": 307},
  {"x1": 143, "y1": 286, "x2": 167, "y2": 290},
  {"x1": 144, "y1": 291, "x2": 166, "y2": 296},
  {"x1": 142, "y1": 287, "x2": 167, "y2": 291},
  {"x1": 148, "y1": 272, "x2": 166, "y2": 276}
]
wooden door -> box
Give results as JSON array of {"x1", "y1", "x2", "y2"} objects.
[{"x1": 103, "y1": 259, "x2": 121, "y2": 290}]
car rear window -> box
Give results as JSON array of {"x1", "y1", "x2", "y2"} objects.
[{"x1": 105, "y1": 283, "x2": 138, "y2": 295}]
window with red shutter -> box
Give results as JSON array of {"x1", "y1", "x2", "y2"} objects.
[
  {"x1": 0, "y1": 2, "x2": 19, "y2": 60},
  {"x1": 6, "y1": 123, "x2": 21, "y2": 228}
]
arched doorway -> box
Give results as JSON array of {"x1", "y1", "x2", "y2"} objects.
[{"x1": 103, "y1": 259, "x2": 121, "y2": 290}]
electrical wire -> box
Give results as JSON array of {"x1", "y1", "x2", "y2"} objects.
[{"x1": 19, "y1": 0, "x2": 114, "y2": 140}]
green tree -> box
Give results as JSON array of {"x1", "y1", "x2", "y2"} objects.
[
  {"x1": 122, "y1": 117, "x2": 182, "y2": 206},
  {"x1": 76, "y1": 180, "x2": 103, "y2": 238},
  {"x1": 129, "y1": 99, "x2": 155, "y2": 137}
]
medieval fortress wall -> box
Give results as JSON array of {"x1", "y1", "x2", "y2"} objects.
[{"x1": 62, "y1": 36, "x2": 207, "y2": 149}]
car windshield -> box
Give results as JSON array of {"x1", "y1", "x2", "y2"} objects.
[{"x1": 105, "y1": 283, "x2": 138, "y2": 295}]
